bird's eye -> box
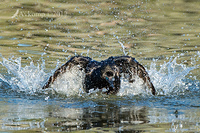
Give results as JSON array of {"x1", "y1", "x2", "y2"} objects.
[{"x1": 105, "y1": 71, "x2": 114, "y2": 77}]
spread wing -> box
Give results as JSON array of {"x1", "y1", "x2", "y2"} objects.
[
  {"x1": 113, "y1": 56, "x2": 156, "y2": 95},
  {"x1": 42, "y1": 56, "x2": 92, "y2": 89}
]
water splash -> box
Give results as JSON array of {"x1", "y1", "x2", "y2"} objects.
[
  {"x1": 115, "y1": 35, "x2": 128, "y2": 56},
  {"x1": 118, "y1": 41, "x2": 128, "y2": 56},
  {"x1": 0, "y1": 56, "x2": 198, "y2": 97},
  {"x1": 49, "y1": 66, "x2": 86, "y2": 97},
  {"x1": 118, "y1": 74, "x2": 151, "y2": 96},
  {"x1": 148, "y1": 57, "x2": 197, "y2": 95},
  {"x1": 0, "y1": 57, "x2": 48, "y2": 94}
]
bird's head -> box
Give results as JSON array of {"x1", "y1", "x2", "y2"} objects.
[{"x1": 101, "y1": 61, "x2": 120, "y2": 94}]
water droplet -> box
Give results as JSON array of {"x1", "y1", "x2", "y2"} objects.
[{"x1": 45, "y1": 96, "x2": 49, "y2": 100}]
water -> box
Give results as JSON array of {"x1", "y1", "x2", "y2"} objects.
[
  {"x1": 0, "y1": 0, "x2": 200, "y2": 132},
  {"x1": 0, "y1": 55, "x2": 199, "y2": 132}
]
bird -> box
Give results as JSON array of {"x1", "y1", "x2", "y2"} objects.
[{"x1": 42, "y1": 55, "x2": 156, "y2": 95}]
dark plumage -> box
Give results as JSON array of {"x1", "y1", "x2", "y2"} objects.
[{"x1": 42, "y1": 56, "x2": 156, "y2": 95}]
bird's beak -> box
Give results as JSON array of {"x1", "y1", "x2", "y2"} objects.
[{"x1": 105, "y1": 77, "x2": 115, "y2": 88}]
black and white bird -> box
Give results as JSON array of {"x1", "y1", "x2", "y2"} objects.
[{"x1": 42, "y1": 56, "x2": 156, "y2": 95}]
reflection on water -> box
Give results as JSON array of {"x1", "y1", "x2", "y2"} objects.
[
  {"x1": 49, "y1": 104, "x2": 149, "y2": 131},
  {"x1": 0, "y1": 0, "x2": 200, "y2": 132},
  {"x1": 0, "y1": 96, "x2": 199, "y2": 132}
]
